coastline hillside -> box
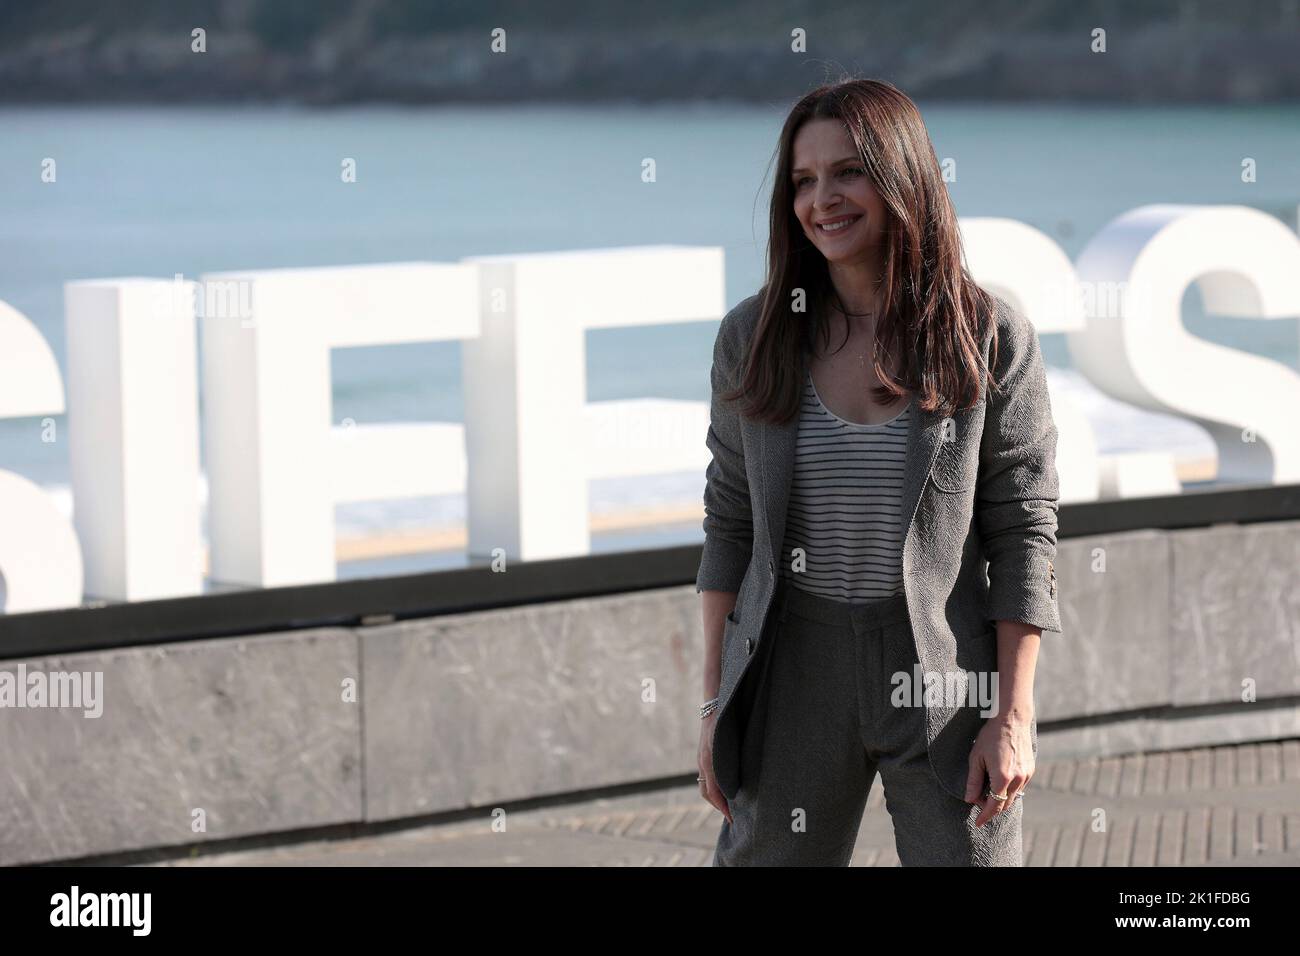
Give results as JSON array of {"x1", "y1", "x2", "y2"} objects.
[{"x1": 2, "y1": 0, "x2": 1299, "y2": 104}]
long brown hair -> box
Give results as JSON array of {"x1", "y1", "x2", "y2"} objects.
[{"x1": 726, "y1": 77, "x2": 1000, "y2": 424}]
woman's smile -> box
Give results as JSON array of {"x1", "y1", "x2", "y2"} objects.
[{"x1": 817, "y1": 213, "x2": 862, "y2": 234}]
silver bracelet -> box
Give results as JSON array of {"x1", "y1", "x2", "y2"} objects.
[{"x1": 699, "y1": 697, "x2": 720, "y2": 719}]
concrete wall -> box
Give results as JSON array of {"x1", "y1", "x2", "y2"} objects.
[{"x1": 2, "y1": 519, "x2": 1297, "y2": 865}]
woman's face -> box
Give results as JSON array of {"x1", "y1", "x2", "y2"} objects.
[{"x1": 790, "y1": 118, "x2": 887, "y2": 267}]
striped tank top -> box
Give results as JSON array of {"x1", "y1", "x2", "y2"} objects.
[{"x1": 779, "y1": 367, "x2": 911, "y2": 604}]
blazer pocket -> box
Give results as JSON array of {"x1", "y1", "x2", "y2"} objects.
[
  {"x1": 928, "y1": 403, "x2": 984, "y2": 493},
  {"x1": 929, "y1": 439, "x2": 977, "y2": 493}
]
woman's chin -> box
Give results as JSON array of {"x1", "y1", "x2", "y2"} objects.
[{"x1": 817, "y1": 244, "x2": 867, "y2": 264}]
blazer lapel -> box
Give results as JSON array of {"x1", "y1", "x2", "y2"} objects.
[{"x1": 757, "y1": 392, "x2": 946, "y2": 573}]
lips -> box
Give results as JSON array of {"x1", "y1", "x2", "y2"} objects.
[{"x1": 816, "y1": 214, "x2": 862, "y2": 234}]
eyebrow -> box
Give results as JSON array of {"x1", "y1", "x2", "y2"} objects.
[{"x1": 791, "y1": 156, "x2": 861, "y2": 176}]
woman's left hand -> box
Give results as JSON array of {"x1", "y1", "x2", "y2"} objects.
[{"x1": 964, "y1": 711, "x2": 1034, "y2": 827}]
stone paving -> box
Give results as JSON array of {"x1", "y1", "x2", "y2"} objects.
[{"x1": 154, "y1": 738, "x2": 1300, "y2": 867}]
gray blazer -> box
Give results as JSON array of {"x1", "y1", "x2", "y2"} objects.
[{"x1": 697, "y1": 290, "x2": 1063, "y2": 803}]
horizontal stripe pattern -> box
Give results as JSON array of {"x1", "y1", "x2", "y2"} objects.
[{"x1": 779, "y1": 369, "x2": 910, "y2": 604}]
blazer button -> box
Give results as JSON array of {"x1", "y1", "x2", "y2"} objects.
[{"x1": 745, "y1": 637, "x2": 754, "y2": 655}]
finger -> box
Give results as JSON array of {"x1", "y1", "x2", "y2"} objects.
[
  {"x1": 978, "y1": 779, "x2": 1003, "y2": 825},
  {"x1": 986, "y1": 766, "x2": 1013, "y2": 807},
  {"x1": 975, "y1": 792, "x2": 1004, "y2": 827},
  {"x1": 1005, "y1": 772, "x2": 1027, "y2": 802},
  {"x1": 714, "y1": 788, "x2": 732, "y2": 824},
  {"x1": 976, "y1": 768, "x2": 1014, "y2": 825},
  {"x1": 697, "y1": 752, "x2": 729, "y2": 819},
  {"x1": 964, "y1": 750, "x2": 986, "y2": 805},
  {"x1": 1016, "y1": 767, "x2": 1034, "y2": 799},
  {"x1": 703, "y1": 776, "x2": 732, "y2": 823}
]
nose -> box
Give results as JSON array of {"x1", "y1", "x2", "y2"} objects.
[{"x1": 813, "y1": 181, "x2": 842, "y2": 212}]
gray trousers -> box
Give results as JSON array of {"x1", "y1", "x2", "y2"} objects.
[{"x1": 712, "y1": 578, "x2": 1023, "y2": 866}]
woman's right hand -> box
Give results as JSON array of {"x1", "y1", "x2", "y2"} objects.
[{"x1": 698, "y1": 712, "x2": 732, "y2": 823}]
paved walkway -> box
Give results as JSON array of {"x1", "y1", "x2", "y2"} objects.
[{"x1": 155, "y1": 738, "x2": 1300, "y2": 866}]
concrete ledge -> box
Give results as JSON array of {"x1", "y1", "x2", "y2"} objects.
[
  {"x1": 0, "y1": 628, "x2": 361, "y2": 866},
  {"x1": 360, "y1": 587, "x2": 699, "y2": 821},
  {"x1": 1036, "y1": 529, "x2": 1171, "y2": 720},
  {"x1": 1170, "y1": 521, "x2": 1300, "y2": 705},
  {"x1": 2, "y1": 519, "x2": 1297, "y2": 864},
  {"x1": 1040, "y1": 702, "x2": 1300, "y2": 765}
]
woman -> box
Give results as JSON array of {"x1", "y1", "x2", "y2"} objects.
[{"x1": 695, "y1": 78, "x2": 1063, "y2": 866}]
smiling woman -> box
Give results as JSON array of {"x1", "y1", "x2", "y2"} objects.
[
  {"x1": 791, "y1": 120, "x2": 913, "y2": 430},
  {"x1": 696, "y1": 77, "x2": 1062, "y2": 868}
]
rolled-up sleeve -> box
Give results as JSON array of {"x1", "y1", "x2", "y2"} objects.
[
  {"x1": 976, "y1": 298, "x2": 1063, "y2": 633},
  {"x1": 696, "y1": 311, "x2": 754, "y2": 594}
]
